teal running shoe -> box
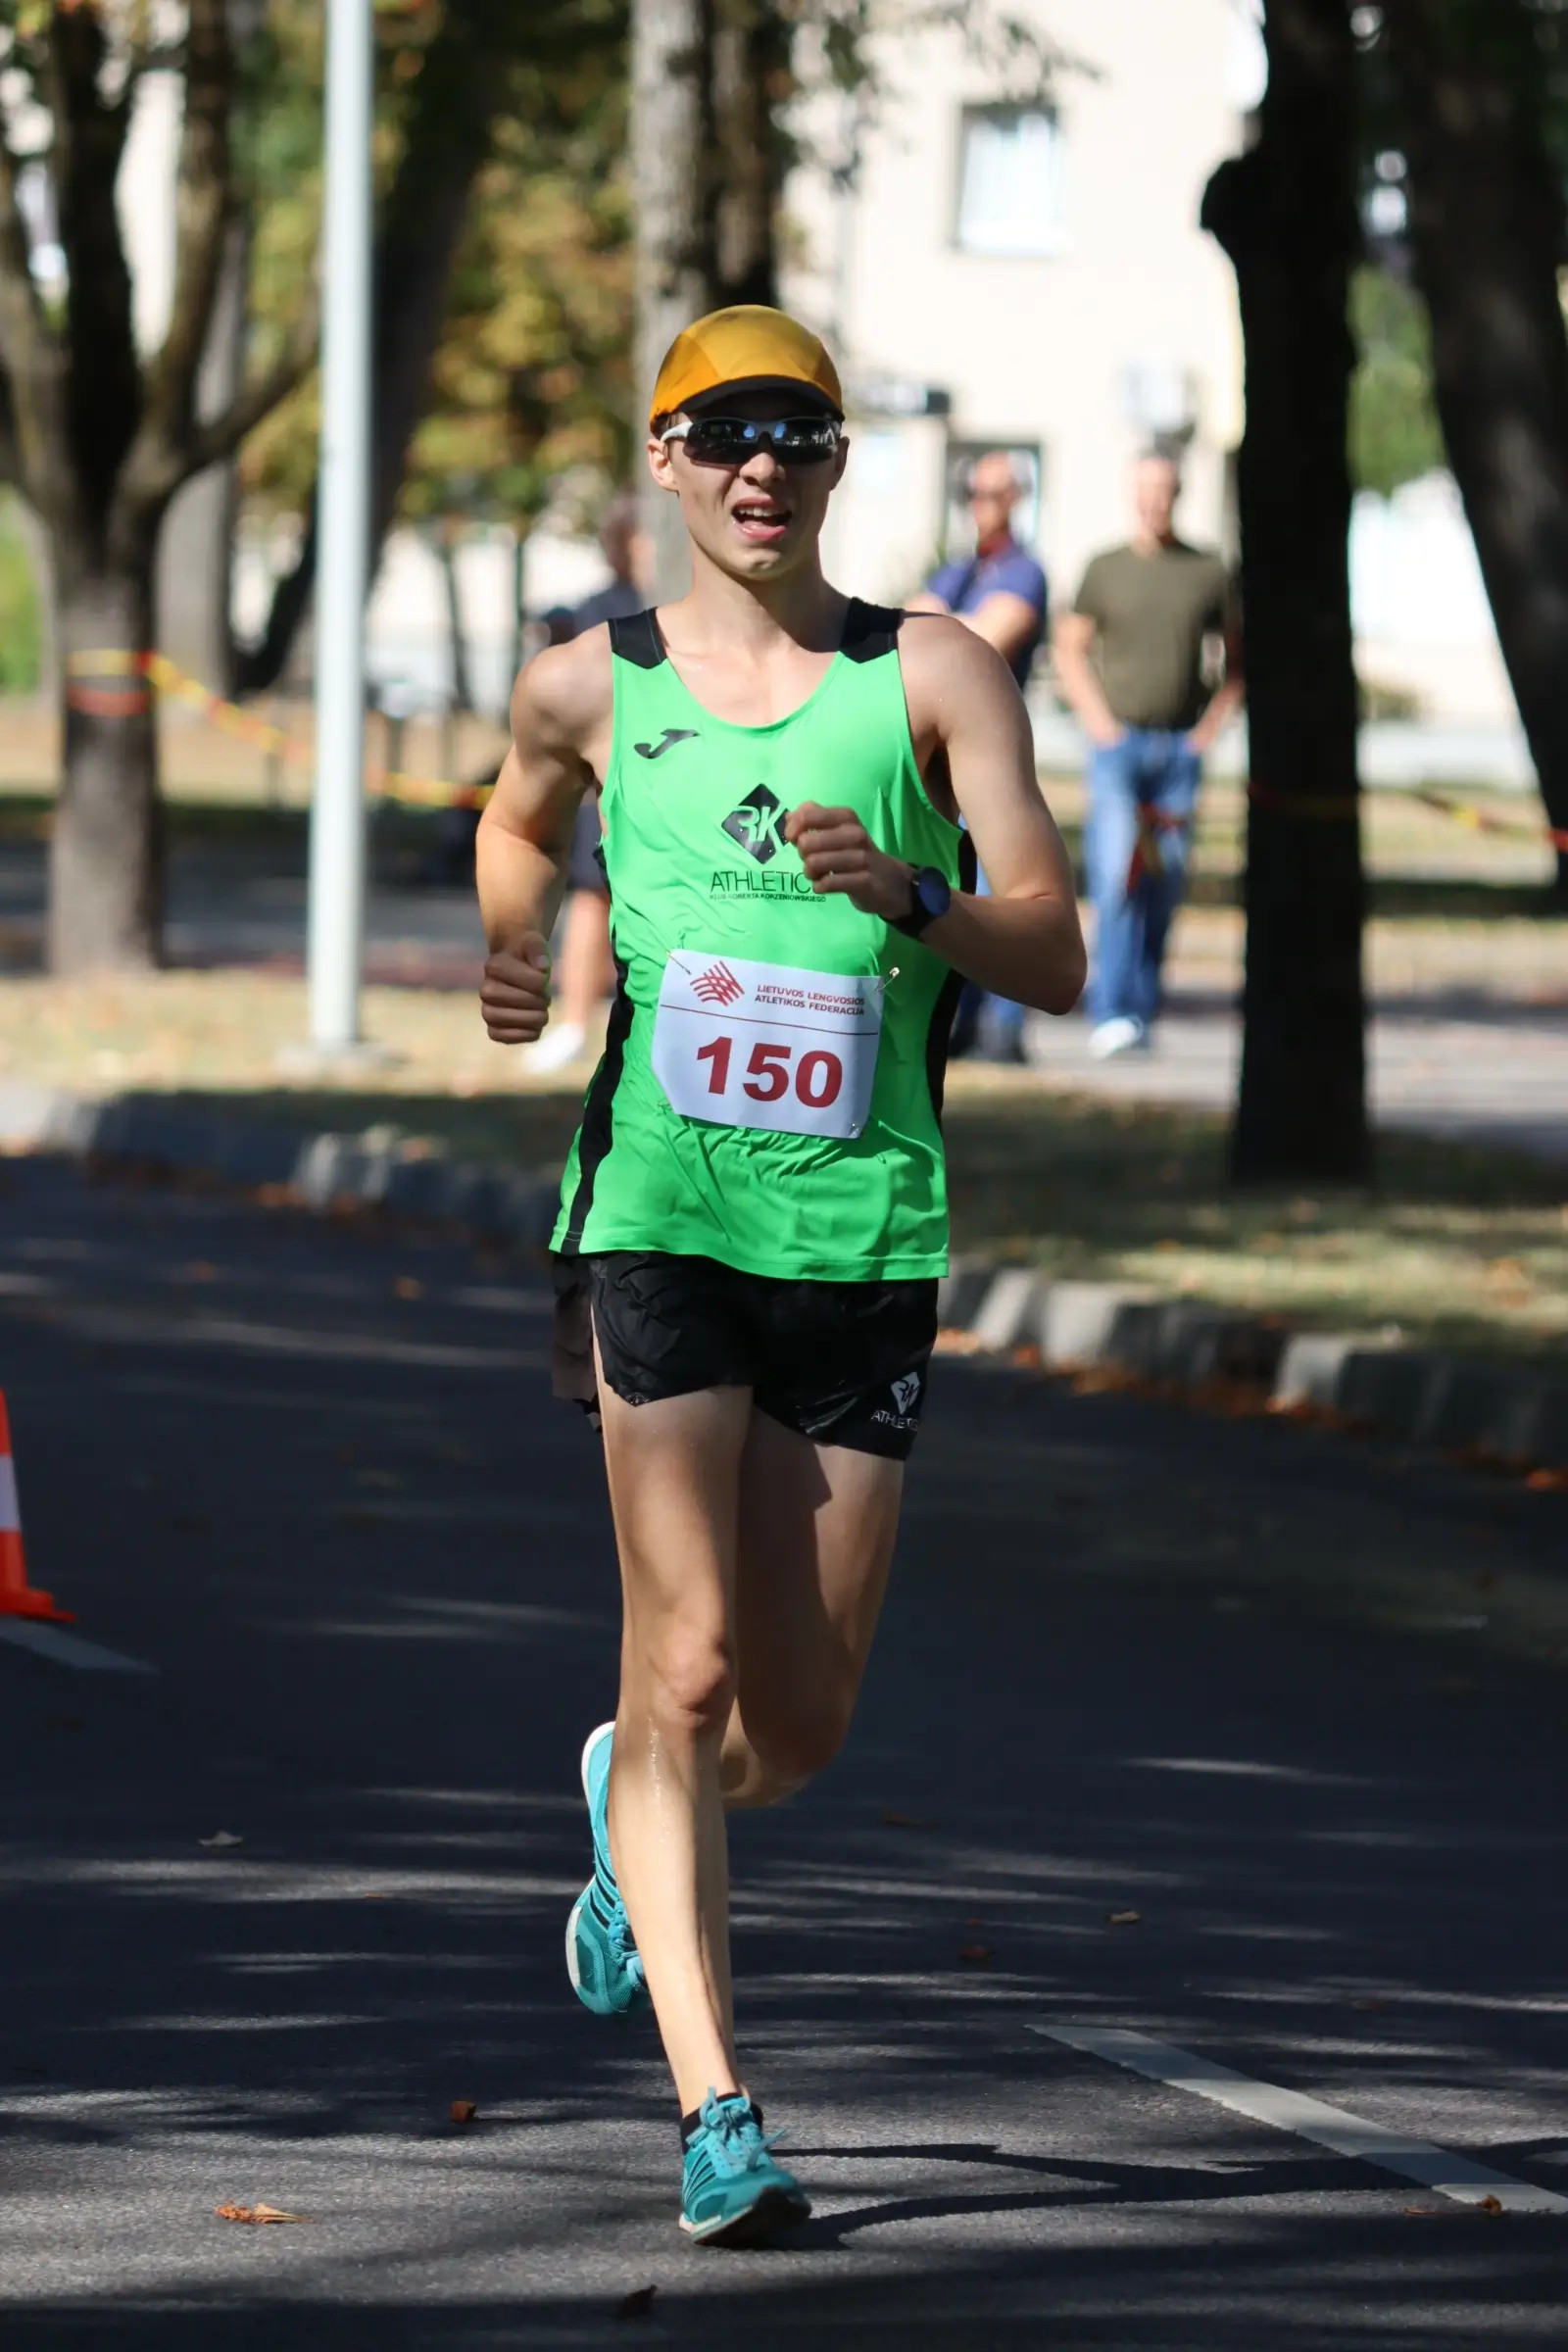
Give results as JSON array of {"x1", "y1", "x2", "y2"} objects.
[
  {"x1": 679, "y1": 2089, "x2": 811, "y2": 2246},
  {"x1": 564, "y1": 1722, "x2": 649, "y2": 2018}
]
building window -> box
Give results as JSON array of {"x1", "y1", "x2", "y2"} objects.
[{"x1": 955, "y1": 107, "x2": 1063, "y2": 257}]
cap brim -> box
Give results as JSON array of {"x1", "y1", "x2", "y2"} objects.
[{"x1": 682, "y1": 376, "x2": 843, "y2": 420}]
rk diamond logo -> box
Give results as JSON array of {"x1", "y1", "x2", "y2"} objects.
[
  {"x1": 891, "y1": 1372, "x2": 922, "y2": 1417},
  {"x1": 691, "y1": 961, "x2": 744, "y2": 1007},
  {"x1": 721, "y1": 784, "x2": 789, "y2": 866}
]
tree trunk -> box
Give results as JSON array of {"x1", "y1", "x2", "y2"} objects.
[
  {"x1": 1381, "y1": 0, "x2": 1568, "y2": 902},
  {"x1": 710, "y1": 0, "x2": 788, "y2": 308},
  {"x1": 1201, "y1": 0, "x2": 1368, "y2": 1185},
  {"x1": 157, "y1": 213, "x2": 249, "y2": 696},
  {"x1": 231, "y1": 1, "x2": 530, "y2": 697},
  {"x1": 49, "y1": 560, "x2": 164, "y2": 974},
  {"x1": 634, "y1": 0, "x2": 708, "y2": 600},
  {"x1": 436, "y1": 520, "x2": 473, "y2": 713}
]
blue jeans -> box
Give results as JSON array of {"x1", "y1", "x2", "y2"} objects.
[{"x1": 1084, "y1": 727, "x2": 1200, "y2": 1029}]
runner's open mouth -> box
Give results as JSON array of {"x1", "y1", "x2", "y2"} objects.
[{"x1": 732, "y1": 502, "x2": 792, "y2": 533}]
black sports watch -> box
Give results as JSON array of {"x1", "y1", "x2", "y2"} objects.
[{"x1": 891, "y1": 864, "x2": 952, "y2": 940}]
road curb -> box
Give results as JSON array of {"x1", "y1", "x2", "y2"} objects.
[
  {"x1": 3, "y1": 1079, "x2": 1563, "y2": 1472},
  {"x1": 0, "y1": 1079, "x2": 562, "y2": 1249},
  {"x1": 940, "y1": 1259, "x2": 1567, "y2": 1472}
]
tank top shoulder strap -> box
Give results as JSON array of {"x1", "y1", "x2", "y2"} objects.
[
  {"x1": 840, "y1": 599, "x2": 905, "y2": 663},
  {"x1": 607, "y1": 609, "x2": 666, "y2": 669}
]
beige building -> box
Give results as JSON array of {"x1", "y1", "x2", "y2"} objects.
[{"x1": 785, "y1": 0, "x2": 1258, "y2": 612}]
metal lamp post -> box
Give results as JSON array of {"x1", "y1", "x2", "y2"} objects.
[{"x1": 305, "y1": 0, "x2": 373, "y2": 1054}]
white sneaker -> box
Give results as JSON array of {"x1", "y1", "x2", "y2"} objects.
[
  {"x1": 1088, "y1": 1016, "x2": 1148, "y2": 1061},
  {"x1": 525, "y1": 1021, "x2": 586, "y2": 1073}
]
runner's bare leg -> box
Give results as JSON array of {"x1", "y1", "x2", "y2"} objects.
[
  {"x1": 597, "y1": 1363, "x2": 750, "y2": 2113},
  {"x1": 598, "y1": 1371, "x2": 907, "y2": 2110},
  {"x1": 721, "y1": 1417, "x2": 904, "y2": 1808}
]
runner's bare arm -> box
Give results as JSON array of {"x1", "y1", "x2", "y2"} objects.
[
  {"x1": 786, "y1": 616, "x2": 1085, "y2": 1014},
  {"x1": 476, "y1": 631, "x2": 612, "y2": 1044}
]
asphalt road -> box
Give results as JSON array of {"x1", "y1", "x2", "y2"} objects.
[{"x1": 0, "y1": 1159, "x2": 1564, "y2": 2349}]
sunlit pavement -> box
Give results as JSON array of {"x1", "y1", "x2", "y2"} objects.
[
  {"x1": 1019, "y1": 989, "x2": 1568, "y2": 1165},
  {"x1": 0, "y1": 1159, "x2": 1564, "y2": 2348}
]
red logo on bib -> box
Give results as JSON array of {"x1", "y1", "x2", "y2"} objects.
[{"x1": 691, "y1": 961, "x2": 744, "y2": 1007}]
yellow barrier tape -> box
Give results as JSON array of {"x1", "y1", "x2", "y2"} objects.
[
  {"x1": 61, "y1": 647, "x2": 1567, "y2": 850},
  {"x1": 64, "y1": 648, "x2": 494, "y2": 809}
]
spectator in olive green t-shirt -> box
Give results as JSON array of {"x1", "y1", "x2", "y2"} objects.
[{"x1": 1054, "y1": 452, "x2": 1243, "y2": 1058}]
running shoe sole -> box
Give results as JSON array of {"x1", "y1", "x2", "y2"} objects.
[
  {"x1": 564, "y1": 1723, "x2": 610, "y2": 1998},
  {"x1": 564, "y1": 1722, "x2": 649, "y2": 2016},
  {"x1": 679, "y1": 2183, "x2": 812, "y2": 2247}
]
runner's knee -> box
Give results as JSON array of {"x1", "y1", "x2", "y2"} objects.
[
  {"x1": 745, "y1": 1688, "x2": 854, "y2": 1790},
  {"x1": 631, "y1": 1624, "x2": 736, "y2": 1739}
]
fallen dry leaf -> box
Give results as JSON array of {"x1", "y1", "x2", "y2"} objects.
[
  {"x1": 1478, "y1": 2194, "x2": 1505, "y2": 2214},
  {"x1": 1403, "y1": 2206, "x2": 1443, "y2": 2218},
  {"x1": 878, "y1": 1809, "x2": 931, "y2": 1830},
  {"x1": 198, "y1": 1832, "x2": 244, "y2": 1849},
  {"x1": 1525, "y1": 1466, "x2": 1568, "y2": 1493},
  {"x1": 615, "y1": 2284, "x2": 659, "y2": 2321},
  {"x1": 215, "y1": 2203, "x2": 311, "y2": 2226},
  {"x1": 1107, "y1": 1909, "x2": 1142, "y2": 1927},
  {"x1": 450, "y1": 2099, "x2": 477, "y2": 2126},
  {"x1": 958, "y1": 1943, "x2": 994, "y2": 1965},
  {"x1": 394, "y1": 1276, "x2": 423, "y2": 1299}
]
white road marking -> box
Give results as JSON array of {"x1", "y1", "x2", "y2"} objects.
[
  {"x1": 1033, "y1": 2023, "x2": 1568, "y2": 2214},
  {"x1": 0, "y1": 1621, "x2": 156, "y2": 1674}
]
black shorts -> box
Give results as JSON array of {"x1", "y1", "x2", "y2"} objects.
[{"x1": 552, "y1": 1251, "x2": 937, "y2": 1460}]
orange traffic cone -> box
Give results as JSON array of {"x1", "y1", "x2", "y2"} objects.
[{"x1": 0, "y1": 1392, "x2": 73, "y2": 1623}]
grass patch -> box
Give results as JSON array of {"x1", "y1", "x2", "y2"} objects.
[
  {"x1": 938, "y1": 1072, "x2": 1566, "y2": 1364},
  {"x1": 1, "y1": 968, "x2": 1560, "y2": 1364}
]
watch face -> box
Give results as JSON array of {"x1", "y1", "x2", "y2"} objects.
[{"x1": 916, "y1": 869, "x2": 951, "y2": 919}]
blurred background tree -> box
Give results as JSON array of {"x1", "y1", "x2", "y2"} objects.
[
  {"x1": 232, "y1": 0, "x2": 625, "y2": 691},
  {"x1": 234, "y1": 0, "x2": 627, "y2": 695},
  {"x1": 1376, "y1": 0, "x2": 1568, "y2": 900},
  {"x1": 0, "y1": 0, "x2": 318, "y2": 972},
  {"x1": 1204, "y1": 0, "x2": 1368, "y2": 1187},
  {"x1": 0, "y1": 489, "x2": 43, "y2": 693},
  {"x1": 1348, "y1": 261, "x2": 1444, "y2": 497}
]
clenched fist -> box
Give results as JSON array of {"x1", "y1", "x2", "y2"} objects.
[
  {"x1": 784, "y1": 802, "x2": 914, "y2": 923},
  {"x1": 480, "y1": 932, "x2": 551, "y2": 1045}
]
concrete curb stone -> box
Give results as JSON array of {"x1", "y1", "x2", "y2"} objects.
[{"x1": 2, "y1": 1081, "x2": 1563, "y2": 1470}]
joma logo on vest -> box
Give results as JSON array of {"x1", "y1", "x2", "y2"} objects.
[{"x1": 720, "y1": 785, "x2": 788, "y2": 865}]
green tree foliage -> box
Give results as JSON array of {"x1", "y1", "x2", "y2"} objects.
[
  {"x1": 1348, "y1": 262, "x2": 1445, "y2": 496},
  {"x1": 0, "y1": 493, "x2": 41, "y2": 694},
  {"x1": 238, "y1": 0, "x2": 629, "y2": 527},
  {"x1": 399, "y1": 68, "x2": 632, "y2": 529}
]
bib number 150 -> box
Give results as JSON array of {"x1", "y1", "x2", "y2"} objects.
[
  {"x1": 651, "y1": 951, "x2": 882, "y2": 1139},
  {"x1": 695, "y1": 1034, "x2": 844, "y2": 1110}
]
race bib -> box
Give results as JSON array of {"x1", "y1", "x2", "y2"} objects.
[{"x1": 652, "y1": 953, "x2": 883, "y2": 1140}]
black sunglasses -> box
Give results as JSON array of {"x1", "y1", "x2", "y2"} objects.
[{"x1": 662, "y1": 415, "x2": 842, "y2": 467}]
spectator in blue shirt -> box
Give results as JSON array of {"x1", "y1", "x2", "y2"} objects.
[{"x1": 910, "y1": 451, "x2": 1049, "y2": 1057}]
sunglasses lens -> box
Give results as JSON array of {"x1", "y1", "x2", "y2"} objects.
[{"x1": 684, "y1": 416, "x2": 839, "y2": 466}]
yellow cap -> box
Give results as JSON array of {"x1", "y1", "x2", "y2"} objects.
[{"x1": 650, "y1": 306, "x2": 843, "y2": 428}]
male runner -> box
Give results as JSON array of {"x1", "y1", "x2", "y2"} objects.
[{"x1": 477, "y1": 307, "x2": 1085, "y2": 2245}]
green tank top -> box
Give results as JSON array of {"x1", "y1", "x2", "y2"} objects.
[{"x1": 551, "y1": 602, "x2": 970, "y2": 1280}]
